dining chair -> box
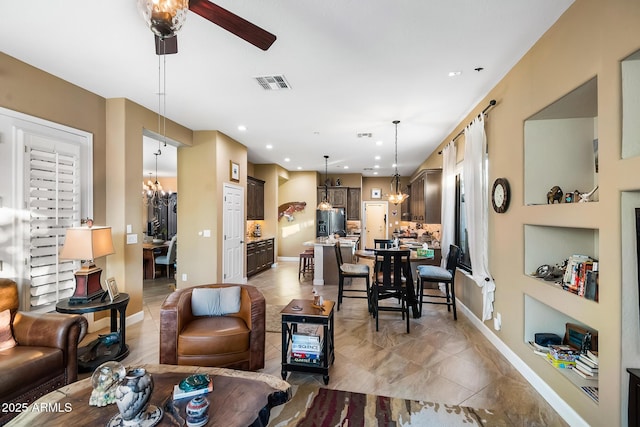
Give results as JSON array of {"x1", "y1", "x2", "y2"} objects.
[
  {"x1": 155, "y1": 235, "x2": 177, "y2": 279},
  {"x1": 416, "y1": 244, "x2": 460, "y2": 320},
  {"x1": 373, "y1": 239, "x2": 395, "y2": 249},
  {"x1": 372, "y1": 249, "x2": 412, "y2": 333},
  {"x1": 334, "y1": 241, "x2": 371, "y2": 312}
]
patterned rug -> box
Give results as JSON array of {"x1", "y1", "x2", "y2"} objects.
[
  {"x1": 268, "y1": 385, "x2": 513, "y2": 426},
  {"x1": 266, "y1": 304, "x2": 284, "y2": 333}
]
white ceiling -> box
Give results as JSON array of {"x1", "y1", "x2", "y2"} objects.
[{"x1": 0, "y1": 0, "x2": 574, "y2": 178}]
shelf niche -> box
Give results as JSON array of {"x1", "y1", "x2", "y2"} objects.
[
  {"x1": 524, "y1": 77, "x2": 599, "y2": 206},
  {"x1": 524, "y1": 225, "x2": 599, "y2": 299},
  {"x1": 622, "y1": 49, "x2": 640, "y2": 159}
]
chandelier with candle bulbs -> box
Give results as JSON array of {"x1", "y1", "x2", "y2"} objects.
[{"x1": 388, "y1": 120, "x2": 409, "y2": 205}]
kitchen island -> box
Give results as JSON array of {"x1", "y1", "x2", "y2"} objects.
[{"x1": 304, "y1": 236, "x2": 360, "y2": 285}]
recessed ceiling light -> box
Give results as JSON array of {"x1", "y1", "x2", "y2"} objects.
[
  {"x1": 266, "y1": 144, "x2": 273, "y2": 149},
  {"x1": 392, "y1": 163, "x2": 397, "y2": 168},
  {"x1": 376, "y1": 140, "x2": 383, "y2": 146},
  {"x1": 373, "y1": 172, "x2": 378, "y2": 175},
  {"x1": 374, "y1": 165, "x2": 379, "y2": 169},
  {"x1": 284, "y1": 157, "x2": 290, "y2": 162},
  {"x1": 238, "y1": 125, "x2": 247, "y2": 131},
  {"x1": 297, "y1": 166, "x2": 302, "y2": 170},
  {"x1": 448, "y1": 71, "x2": 462, "y2": 77},
  {"x1": 374, "y1": 155, "x2": 381, "y2": 160},
  {"x1": 343, "y1": 166, "x2": 349, "y2": 169}
]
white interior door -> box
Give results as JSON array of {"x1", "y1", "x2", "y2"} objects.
[
  {"x1": 223, "y1": 183, "x2": 244, "y2": 283},
  {"x1": 363, "y1": 202, "x2": 388, "y2": 249}
]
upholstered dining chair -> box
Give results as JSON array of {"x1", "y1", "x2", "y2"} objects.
[
  {"x1": 416, "y1": 244, "x2": 461, "y2": 320},
  {"x1": 372, "y1": 249, "x2": 412, "y2": 333},
  {"x1": 335, "y1": 241, "x2": 370, "y2": 312},
  {"x1": 155, "y1": 235, "x2": 177, "y2": 278}
]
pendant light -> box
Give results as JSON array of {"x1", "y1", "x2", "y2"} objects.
[
  {"x1": 388, "y1": 120, "x2": 409, "y2": 205},
  {"x1": 317, "y1": 155, "x2": 333, "y2": 210}
]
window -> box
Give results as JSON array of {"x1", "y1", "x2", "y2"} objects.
[{"x1": 455, "y1": 173, "x2": 471, "y2": 271}]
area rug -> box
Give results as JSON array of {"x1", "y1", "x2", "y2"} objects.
[
  {"x1": 268, "y1": 385, "x2": 513, "y2": 426},
  {"x1": 266, "y1": 304, "x2": 284, "y2": 333}
]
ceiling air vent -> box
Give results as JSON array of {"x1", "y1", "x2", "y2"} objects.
[
  {"x1": 254, "y1": 75, "x2": 291, "y2": 90},
  {"x1": 357, "y1": 132, "x2": 372, "y2": 138}
]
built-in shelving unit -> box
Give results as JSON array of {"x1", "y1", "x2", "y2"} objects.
[{"x1": 522, "y1": 77, "x2": 601, "y2": 408}]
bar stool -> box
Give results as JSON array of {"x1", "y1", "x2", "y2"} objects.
[{"x1": 298, "y1": 248, "x2": 315, "y2": 280}]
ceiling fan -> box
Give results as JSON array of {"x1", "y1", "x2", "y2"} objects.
[{"x1": 138, "y1": 0, "x2": 277, "y2": 55}]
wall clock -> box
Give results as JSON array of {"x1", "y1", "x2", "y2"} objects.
[{"x1": 491, "y1": 178, "x2": 510, "y2": 213}]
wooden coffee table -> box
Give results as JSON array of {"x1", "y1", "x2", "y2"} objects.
[{"x1": 6, "y1": 364, "x2": 291, "y2": 427}]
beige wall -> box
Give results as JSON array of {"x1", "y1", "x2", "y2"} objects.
[
  {"x1": 278, "y1": 171, "x2": 317, "y2": 257},
  {"x1": 419, "y1": 0, "x2": 640, "y2": 424}
]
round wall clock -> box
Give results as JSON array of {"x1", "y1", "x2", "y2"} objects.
[{"x1": 491, "y1": 178, "x2": 510, "y2": 213}]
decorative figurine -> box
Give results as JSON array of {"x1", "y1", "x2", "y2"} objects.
[
  {"x1": 110, "y1": 367, "x2": 163, "y2": 427},
  {"x1": 89, "y1": 361, "x2": 125, "y2": 407},
  {"x1": 547, "y1": 186, "x2": 563, "y2": 204},
  {"x1": 579, "y1": 185, "x2": 599, "y2": 203}
]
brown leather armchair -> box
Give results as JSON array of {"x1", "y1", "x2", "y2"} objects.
[
  {"x1": 159, "y1": 284, "x2": 265, "y2": 371},
  {"x1": 0, "y1": 278, "x2": 88, "y2": 424}
]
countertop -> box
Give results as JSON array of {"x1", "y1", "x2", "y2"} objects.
[
  {"x1": 304, "y1": 236, "x2": 360, "y2": 247},
  {"x1": 245, "y1": 236, "x2": 275, "y2": 243}
]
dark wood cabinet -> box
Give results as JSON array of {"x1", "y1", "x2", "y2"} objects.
[
  {"x1": 408, "y1": 169, "x2": 441, "y2": 223},
  {"x1": 317, "y1": 187, "x2": 348, "y2": 207},
  {"x1": 246, "y1": 238, "x2": 274, "y2": 277},
  {"x1": 247, "y1": 176, "x2": 265, "y2": 220},
  {"x1": 347, "y1": 188, "x2": 360, "y2": 220},
  {"x1": 629, "y1": 368, "x2": 640, "y2": 427}
]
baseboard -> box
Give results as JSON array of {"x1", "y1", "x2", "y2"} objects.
[
  {"x1": 456, "y1": 299, "x2": 588, "y2": 427},
  {"x1": 278, "y1": 256, "x2": 298, "y2": 262}
]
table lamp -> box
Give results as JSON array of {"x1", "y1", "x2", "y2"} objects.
[{"x1": 59, "y1": 225, "x2": 115, "y2": 304}]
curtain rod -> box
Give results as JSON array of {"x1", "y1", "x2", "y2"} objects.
[{"x1": 438, "y1": 99, "x2": 497, "y2": 154}]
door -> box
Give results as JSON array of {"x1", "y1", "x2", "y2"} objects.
[
  {"x1": 223, "y1": 183, "x2": 244, "y2": 283},
  {"x1": 363, "y1": 202, "x2": 388, "y2": 250}
]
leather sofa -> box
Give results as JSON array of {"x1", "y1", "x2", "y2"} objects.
[
  {"x1": 0, "y1": 278, "x2": 88, "y2": 424},
  {"x1": 160, "y1": 284, "x2": 265, "y2": 371}
]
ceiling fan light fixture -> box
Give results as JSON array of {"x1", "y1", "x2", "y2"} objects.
[{"x1": 138, "y1": 0, "x2": 189, "y2": 38}]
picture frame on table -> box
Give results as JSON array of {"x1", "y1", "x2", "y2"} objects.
[
  {"x1": 105, "y1": 277, "x2": 120, "y2": 302},
  {"x1": 230, "y1": 161, "x2": 240, "y2": 182},
  {"x1": 371, "y1": 188, "x2": 381, "y2": 199}
]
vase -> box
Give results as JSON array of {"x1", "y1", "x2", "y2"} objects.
[
  {"x1": 186, "y1": 395, "x2": 210, "y2": 427},
  {"x1": 115, "y1": 367, "x2": 154, "y2": 425}
]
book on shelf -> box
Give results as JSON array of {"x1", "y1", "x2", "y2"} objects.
[
  {"x1": 573, "y1": 365, "x2": 598, "y2": 380},
  {"x1": 578, "y1": 354, "x2": 598, "y2": 369},
  {"x1": 581, "y1": 386, "x2": 599, "y2": 403},
  {"x1": 291, "y1": 351, "x2": 321, "y2": 360},
  {"x1": 290, "y1": 356, "x2": 322, "y2": 365},
  {"x1": 546, "y1": 353, "x2": 576, "y2": 369},
  {"x1": 575, "y1": 358, "x2": 598, "y2": 374},
  {"x1": 548, "y1": 344, "x2": 580, "y2": 361},
  {"x1": 584, "y1": 269, "x2": 599, "y2": 301},
  {"x1": 587, "y1": 350, "x2": 599, "y2": 363},
  {"x1": 528, "y1": 341, "x2": 550, "y2": 356},
  {"x1": 292, "y1": 324, "x2": 323, "y2": 343},
  {"x1": 172, "y1": 379, "x2": 214, "y2": 400},
  {"x1": 291, "y1": 341, "x2": 323, "y2": 353}
]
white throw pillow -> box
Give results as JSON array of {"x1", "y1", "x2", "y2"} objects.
[{"x1": 191, "y1": 286, "x2": 241, "y2": 316}]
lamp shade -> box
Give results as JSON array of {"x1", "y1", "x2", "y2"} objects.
[{"x1": 59, "y1": 226, "x2": 115, "y2": 261}]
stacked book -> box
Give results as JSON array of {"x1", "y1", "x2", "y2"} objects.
[
  {"x1": 290, "y1": 324, "x2": 323, "y2": 365},
  {"x1": 562, "y1": 254, "x2": 599, "y2": 300},
  {"x1": 546, "y1": 344, "x2": 580, "y2": 369},
  {"x1": 573, "y1": 350, "x2": 598, "y2": 380}
]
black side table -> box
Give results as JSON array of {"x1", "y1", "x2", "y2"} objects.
[
  {"x1": 281, "y1": 299, "x2": 335, "y2": 385},
  {"x1": 56, "y1": 293, "x2": 130, "y2": 372}
]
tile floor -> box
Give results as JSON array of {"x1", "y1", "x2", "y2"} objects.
[{"x1": 87, "y1": 261, "x2": 567, "y2": 426}]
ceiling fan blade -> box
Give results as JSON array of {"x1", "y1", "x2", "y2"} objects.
[
  {"x1": 189, "y1": 0, "x2": 276, "y2": 51},
  {"x1": 155, "y1": 35, "x2": 178, "y2": 55}
]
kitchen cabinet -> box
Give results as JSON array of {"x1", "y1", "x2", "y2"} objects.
[
  {"x1": 347, "y1": 188, "x2": 360, "y2": 220},
  {"x1": 247, "y1": 176, "x2": 265, "y2": 220},
  {"x1": 409, "y1": 169, "x2": 441, "y2": 223},
  {"x1": 317, "y1": 187, "x2": 348, "y2": 208},
  {"x1": 246, "y1": 238, "x2": 274, "y2": 277}
]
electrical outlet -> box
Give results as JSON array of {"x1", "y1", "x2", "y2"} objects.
[{"x1": 182, "y1": 273, "x2": 187, "y2": 282}]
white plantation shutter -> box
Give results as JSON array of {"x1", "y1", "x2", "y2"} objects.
[{"x1": 26, "y1": 145, "x2": 81, "y2": 311}]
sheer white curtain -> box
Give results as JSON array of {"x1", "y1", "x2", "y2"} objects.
[
  {"x1": 440, "y1": 141, "x2": 457, "y2": 268},
  {"x1": 463, "y1": 115, "x2": 495, "y2": 321}
]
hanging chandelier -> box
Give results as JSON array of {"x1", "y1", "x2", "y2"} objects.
[
  {"x1": 388, "y1": 120, "x2": 409, "y2": 205},
  {"x1": 137, "y1": 0, "x2": 189, "y2": 39},
  {"x1": 143, "y1": 150, "x2": 170, "y2": 208},
  {"x1": 317, "y1": 155, "x2": 333, "y2": 211}
]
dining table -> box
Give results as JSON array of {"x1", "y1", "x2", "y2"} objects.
[{"x1": 354, "y1": 248, "x2": 437, "y2": 319}]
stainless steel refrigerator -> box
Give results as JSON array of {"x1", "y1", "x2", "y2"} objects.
[{"x1": 316, "y1": 208, "x2": 346, "y2": 237}]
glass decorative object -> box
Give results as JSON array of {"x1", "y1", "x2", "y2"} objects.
[
  {"x1": 137, "y1": 0, "x2": 189, "y2": 38},
  {"x1": 89, "y1": 361, "x2": 126, "y2": 407}
]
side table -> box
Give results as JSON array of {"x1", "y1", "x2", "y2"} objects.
[
  {"x1": 281, "y1": 299, "x2": 335, "y2": 385},
  {"x1": 56, "y1": 293, "x2": 130, "y2": 372}
]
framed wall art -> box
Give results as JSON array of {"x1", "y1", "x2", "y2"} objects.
[
  {"x1": 371, "y1": 188, "x2": 381, "y2": 199},
  {"x1": 230, "y1": 161, "x2": 240, "y2": 182}
]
